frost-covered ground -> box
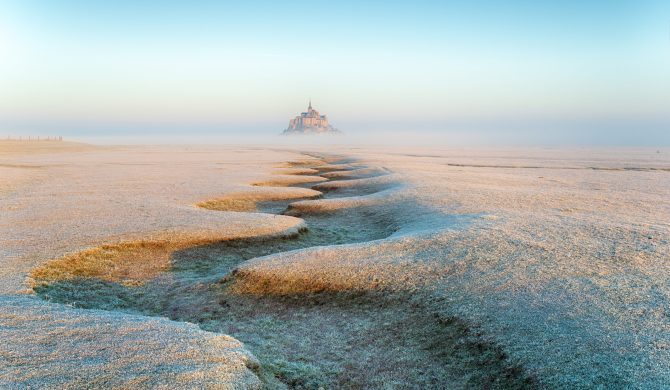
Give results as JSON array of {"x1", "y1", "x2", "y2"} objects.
[
  {"x1": 0, "y1": 143, "x2": 306, "y2": 388},
  {"x1": 294, "y1": 146, "x2": 670, "y2": 387},
  {"x1": 1, "y1": 142, "x2": 669, "y2": 388}
]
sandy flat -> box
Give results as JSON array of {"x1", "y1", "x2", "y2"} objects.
[
  {"x1": 236, "y1": 146, "x2": 670, "y2": 387},
  {"x1": 2, "y1": 144, "x2": 669, "y2": 388},
  {"x1": 0, "y1": 140, "x2": 97, "y2": 156},
  {"x1": 0, "y1": 145, "x2": 312, "y2": 388}
]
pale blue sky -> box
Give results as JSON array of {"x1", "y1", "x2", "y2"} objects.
[{"x1": 0, "y1": 1, "x2": 668, "y2": 144}]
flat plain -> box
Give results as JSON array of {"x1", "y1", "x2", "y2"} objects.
[{"x1": 1, "y1": 141, "x2": 669, "y2": 388}]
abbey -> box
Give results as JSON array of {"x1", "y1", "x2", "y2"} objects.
[{"x1": 282, "y1": 101, "x2": 340, "y2": 134}]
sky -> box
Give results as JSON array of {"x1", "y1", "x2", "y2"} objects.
[{"x1": 0, "y1": 0, "x2": 669, "y2": 145}]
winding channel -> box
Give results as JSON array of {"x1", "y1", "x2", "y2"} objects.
[{"x1": 31, "y1": 154, "x2": 534, "y2": 389}]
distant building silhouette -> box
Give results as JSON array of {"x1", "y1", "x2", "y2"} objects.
[{"x1": 282, "y1": 101, "x2": 340, "y2": 135}]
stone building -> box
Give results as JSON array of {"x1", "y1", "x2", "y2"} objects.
[{"x1": 282, "y1": 101, "x2": 340, "y2": 134}]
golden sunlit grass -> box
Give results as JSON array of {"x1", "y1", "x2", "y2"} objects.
[
  {"x1": 226, "y1": 269, "x2": 355, "y2": 296},
  {"x1": 321, "y1": 167, "x2": 388, "y2": 179},
  {"x1": 196, "y1": 189, "x2": 321, "y2": 212},
  {"x1": 32, "y1": 189, "x2": 321, "y2": 286},
  {"x1": 251, "y1": 175, "x2": 327, "y2": 187},
  {"x1": 29, "y1": 224, "x2": 312, "y2": 287},
  {"x1": 30, "y1": 241, "x2": 177, "y2": 285},
  {"x1": 272, "y1": 168, "x2": 320, "y2": 175},
  {"x1": 32, "y1": 175, "x2": 325, "y2": 286},
  {"x1": 282, "y1": 160, "x2": 326, "y2": 168},
  {"x1": 197, "y1": 197, "x2": 260, "y2": 212}
]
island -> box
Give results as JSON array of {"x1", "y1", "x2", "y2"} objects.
[{"x1": 282, "y1": 101, "x2": 341, "y2": 135}]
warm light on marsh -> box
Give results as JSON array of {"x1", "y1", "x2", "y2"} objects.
[{"x1": 2, "y1": 2, "x2": 670, "y2": 389}]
